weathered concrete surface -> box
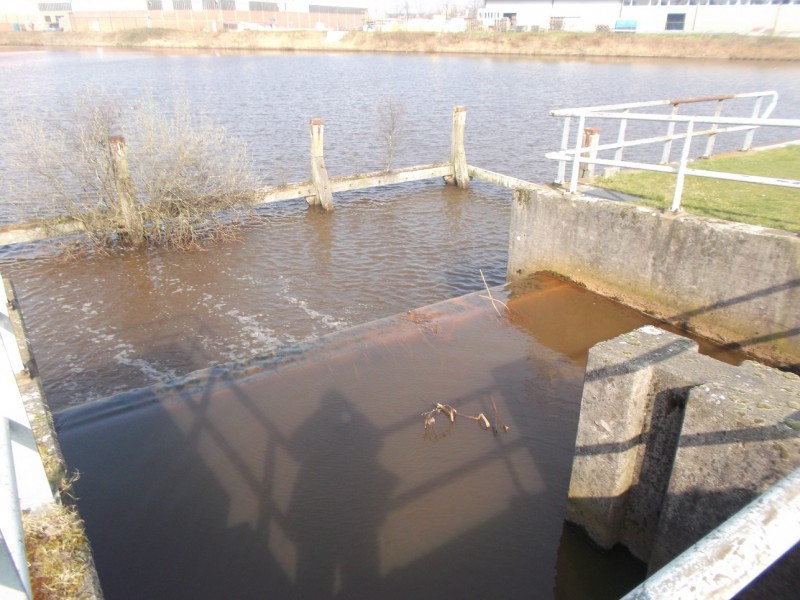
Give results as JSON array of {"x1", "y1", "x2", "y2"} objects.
[
  {"x1": 507, "y1": 187, "x2": 800, "y2": 369},
  {"x1": 568, "y1": 326, "x2": 738, "y2": 560},
  {"x1": 567, "y1": 326, "x2": 800, "y2": 589},
  {"x1": 650, "y1": 359, "x2": 800, "y2": 571}
]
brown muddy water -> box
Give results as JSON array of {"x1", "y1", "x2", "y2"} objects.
[{"x1": 54, "y1": 274, "x2": 744, "y2": 600}]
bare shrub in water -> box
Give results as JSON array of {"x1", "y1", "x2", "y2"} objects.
[{"x1": 9, "y1": 91, "x2": 257, "y2": 249}]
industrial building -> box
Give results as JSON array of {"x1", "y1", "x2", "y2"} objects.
[
  {"x1": 478, "y1": 0, "x2": 800, "y2": 34},
  {"x1": 0, "y1": 0, "x2": 370, "y2": 33}
]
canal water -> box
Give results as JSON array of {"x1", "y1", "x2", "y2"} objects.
[
  {"x1": 0, "y1": 49, "x2": 795, "y2": 598},
  {"x1": 56, "y1": 274, "x2": 735, "y2": 600},
  {"x1": 0, "y1": 49, "x2": 797, "y2": 410}
]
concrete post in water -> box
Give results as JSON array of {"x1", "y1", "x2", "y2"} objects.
[
  {"x1": 108, "y1": 136, "x2": 143, "y2": 242},
  {"x1": 447, "y1": 106, "x2": 469, "y2": 189},
  {"x1": 579, "y1": 127, "x2": 600, "y2": 179},
  {"x1": 308, "y1": 118, "x2": 334, "y2": 211}
]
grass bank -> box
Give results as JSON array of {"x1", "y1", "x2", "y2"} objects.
[
  {"x1": 1, "y1": 29, "x2": 800, "y2": 60},
  {"x1": 592, "y1": 144, "x2": 800, "y2": 233}
]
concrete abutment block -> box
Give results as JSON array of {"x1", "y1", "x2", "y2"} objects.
[{"x1": 567, "y1": 326, "x2": 800, "y2": 578}]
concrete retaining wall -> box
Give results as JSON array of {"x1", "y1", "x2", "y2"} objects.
[
  {"x1": 507, "y1": 187, "x2": 800, "y2": 369},
  {"x1": 567, "y1": 326, "x2": 799, "y2": 588}
]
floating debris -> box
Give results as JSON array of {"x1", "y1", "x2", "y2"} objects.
[{"x1": 422, "y1": 396, "x2": 509, "y2": 438}]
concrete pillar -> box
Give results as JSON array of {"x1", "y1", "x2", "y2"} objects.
[
  {"x1": 579, "y1": 127, "x2": 600, "y2": 179},
  {"x1": 567, "y1": 326, "x2": 714, "y2": 559},
  {"x1": 650, "y1": 360, "x2": 800, "y2": 573},
  {"x1": 308, "y1": 118, "x2": 333, "y2": 211},
  {"x1": 447, "y1": 106, "x2": 469, "y2": 189}
]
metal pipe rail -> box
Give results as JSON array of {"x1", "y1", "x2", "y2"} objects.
[
  {"x1": 0, "y1": 415, "x2": 31, "y2": 600},
  {"x1": 0, "y1": 276, "x2": 56, "y2": 599},
  {"x1": 622, "y1": 467, "x2": 800, "y2": 600},
  {"x1": 547, "y1": 91, "x2": 800, "y2": 211}
]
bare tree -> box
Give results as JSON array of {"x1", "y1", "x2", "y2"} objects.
[{"x1": 378, "y1": 96, "x2": 406, "y2": 172}]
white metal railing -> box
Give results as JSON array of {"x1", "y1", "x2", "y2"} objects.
[
  {"x1": 546, "y1": 91, "x2": 800, "y2": 211},
  {"x1": 622, "y1": 466, "x2": 800, "y2": 600},
  {"x1": 0, "y1": 412, "x2": 31, "y2": 600},
  {"x1": 0, "y1": 277, "x2": 55, "y2": 600}
]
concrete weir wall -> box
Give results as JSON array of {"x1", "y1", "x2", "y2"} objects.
[
  {"x1": 507, "y1": 187, "x2": 800, "y2": 588},
  {"x1": 568, "y1": 326, "x2": 799, "y2": 587},
  {"x1": 507, "y1": 187, "x2": 800, "y2": 369}
]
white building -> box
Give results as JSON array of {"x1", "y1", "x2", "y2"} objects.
[{"x1": 479, "y1": 0, "x2": 800, "y2": 35}]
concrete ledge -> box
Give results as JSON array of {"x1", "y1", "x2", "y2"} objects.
[
  {"x1": 651, "y1": 359, "x2": 800, "y2": 572},
  {"x1": 508, "y1": 187, "x2": 800, "y2": 369},
  {"x1": 567, "y1": 326, "x2": 800, "y2": 587}
]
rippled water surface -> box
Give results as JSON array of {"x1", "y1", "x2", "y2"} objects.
[
  {"x1": 1, "y1": 49, "x2": 797, "y2": 409},
  {"x1": 4, "y1": 181, "x2": 512, "y2": 409}
]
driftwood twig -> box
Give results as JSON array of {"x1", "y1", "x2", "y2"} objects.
[
  {"x1": 422, "y1": 399, "x2": 509, "y2": 437},
  {"x1": 479, "y1": 269, "x2": 509, "y2": 316}
]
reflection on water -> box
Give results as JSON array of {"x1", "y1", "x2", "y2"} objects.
[
  {"x1": 289, "y1": 390, "x2": 396, "y2": 597},
  {"x1": 55, "y1": 275, "x2": 731, "y2": 600}
]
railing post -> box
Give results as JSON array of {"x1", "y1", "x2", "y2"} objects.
[
  {"x1": 568, "y1": 115, "x2": 586, "y2": 193},
  {"x1": 308, "y1": 118, "x2": 334, "y2": 211},
  {"x1": 555, "y1": 117, "x2": 571, "y2": 185},
  {"x1": 660, "y1": 104, "x2": 679, "y2": 164},
  {"x1": 671, "y1": 119, "x2": 695, "y2": 212},
  {"x1": 702, "y1": 99, "x2": 724, "y2": 158},
  {"x1": 742, "y1": 95, "x2": 764, "y2": 151},
  {"x1": 605, "y1": 110, "x2": 629, "y2": 177},
  {"x1": 579, "y1": 127, "x2": 600, "y2": 180},
  {"x1": 448, "y1": 106, "x2": 469, "y2": 189},
  {"x1": 0, "y1": 284, "x2": 23, "y2": 376},
  {"x1": 0, "y1": 417, "x2": 31, "y2": 599}
]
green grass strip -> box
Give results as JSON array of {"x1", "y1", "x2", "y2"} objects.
[{"x1": 593, "y1": 144, "x2": 800, "y2": 233}]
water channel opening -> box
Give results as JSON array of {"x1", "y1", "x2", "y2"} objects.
[{"x1": 54, "y1": 273, "x2": 743, "y2": 599}]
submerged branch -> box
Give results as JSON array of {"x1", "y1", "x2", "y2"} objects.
[
  {"x1": 421, "y1": 397, "x2": 509, "y2": 438},
  {"x1": 479, "y1": 269, "x2": 509, "y2": 316}
]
